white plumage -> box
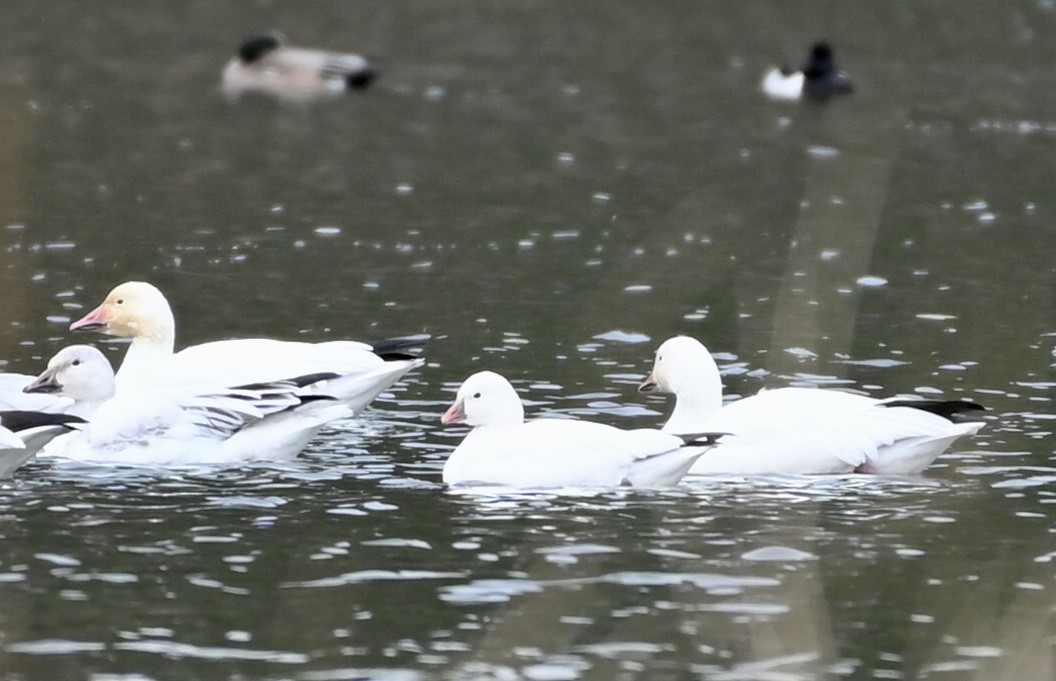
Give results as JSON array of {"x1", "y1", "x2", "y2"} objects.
[
  {"x1": 24, "y1": 345, "x2": 353, "y2": 465},
  {"x1": 640, "y1": 336, "x2": 985, "y2": 475},
  {"x1": 760, "y1": 67, "x2": 805, "y2": 101},
  {"x1": 441, "y1": 371, "x2": 723, "y2": 488},
  {"x1": 69, "y1": 281, "x2": 423, "y2": 415}
]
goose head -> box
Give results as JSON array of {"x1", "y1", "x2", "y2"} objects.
[
  {"x1": 639, "y1": 336, "x2": 723, "y2": 399},
  {"x1": 441, "y1": 371, "x2": 525, "y2": 427},
  {"x1": 23, "y1": 345, "x2": 116, "y2": 404},
  {"x1": 69, "y1": 281, "x2": 176, "y2": 344}
]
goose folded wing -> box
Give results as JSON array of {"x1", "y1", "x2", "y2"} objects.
[
  {"x1": 704, "y1": 389, "x2": 872, "y2": 469},
  {"x1": 178, "y1": 379, "x2": 333, "y2": 439},
  {"x1": 156, "y1": 339, "x2": 385, "y2": 390},
  {"x1": 497, "y1": 420, "x2": 695, "y2": 486}
]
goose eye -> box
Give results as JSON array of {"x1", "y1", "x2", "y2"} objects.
[
  {"x1": 472, "y1": 392, "x2": 482, "y2": 399},
  {"x1": 71, "y1": 359, "x2": 81, "y2": 367},
  {"x1": 115, "y1": 298, "x2": 125, "y2": 305}
]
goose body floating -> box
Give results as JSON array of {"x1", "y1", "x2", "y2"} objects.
[
  {"x1": 640, "y1": 336, "x2": 985, "y2": 475},
  {"x1": 24, "y1": 345, "x2": 353, "y2": 465},
  {"x1": 441, "y1": 370, "x2": 724, "y2": 488}
]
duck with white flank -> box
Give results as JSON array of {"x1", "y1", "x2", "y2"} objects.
[
  {"x1": 640, "y1": 336, "x2": 985, "y2": 475},
  {"x1": 69, "y1": 282, "x2": 424, "y2": 414},
  {"x1": 441, "y1": 370, "x2": 725, "y2": 488},
  {"x1": 23, "y1": 345, "x2": 355, "y2": 465},
  {"x1": 222, "y1": 32, "x2": 376, "y2": 101},
  {"x1": 761, "y1": 41, "x2": 854, "y2": 101}
]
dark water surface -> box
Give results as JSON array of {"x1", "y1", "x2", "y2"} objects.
[{"x1": 1, "y1": 1, "x2": 1054, "y2": 679}]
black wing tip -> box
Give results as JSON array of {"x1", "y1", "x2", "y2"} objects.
[
  {"x1": 233, "y1": 372, "x2": 342, "y2": 392},
  {"x1": 296, "y1": 394, "x2": 340, "y2": 405},
  {"x1": 676, "y1": 432, "x2": 729, "y2": 447},
  {"x1": 284, "y1": 372, "x2": 343, "y2": 389},
  {"x1": 0, "y1": 410, "x2": 87, "y2": 432},
  {"x1": 883, "y1": 399, "x2": 987, "y2": 422},
  {"x1": 372, "y1": 334, "x2": 431, "y2": 361}
]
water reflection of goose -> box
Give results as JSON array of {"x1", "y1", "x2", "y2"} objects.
[
  {"x1": 441, "y1": 370, "x2": 724, "y2": 487},
  {"x1": 221, "y1": 32, "x2": 377, "y2": 101},
  {"x1": 639, "y1": 336, "x2": 986, "y2": 475}
]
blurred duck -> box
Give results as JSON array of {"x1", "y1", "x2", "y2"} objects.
[
  {"x1": 761, "y1": 41, "x2": 853, "y2": 101},
  {"x1": 23, "y1": 345, "x2": 354, "y2": 465},
  {"x1": 440, "y1": 370, "x2": 725, "y2": 488},
  {"x1": 640, "y1": 336, "x2": 986, "y2": 475},
  {"x1": 0, "y1": 410, "x2": 85, "y2": 478},
  {"x1": 222, "y1": 32, "x2": 377, "y2": 101},
  {"x1": 69, "y1": 281, "x2": 424, "y2": 414}
]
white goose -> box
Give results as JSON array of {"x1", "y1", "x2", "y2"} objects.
[
  {"x1": 69, "y1": 281, "x2": 424, "y2": 413},
  {"x1": 0, "y1": 410, "x2": 86, "y2": 478},
  {"x1": 221, "y1": 32, "x2": 376, "y2": 101},
  {"x1": 23, "y1": 345, "x2": 353, "y2": 465},
  {"x1": 440, "y1": 371, "x2": 724, "y2": 487},
  {"x1": 18, "y1": 346, "x2": 116, "y2": 418},
  {"x1": 640, "y1": 336, "x2": 986, "y2": 475}
]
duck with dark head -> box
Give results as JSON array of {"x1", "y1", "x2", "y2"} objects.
[{"x1": 222, "y1": 31, "x2": 377, "y2": 101}]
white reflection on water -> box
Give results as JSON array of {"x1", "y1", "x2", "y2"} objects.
[
  {"x1": 114, "y1": 639, "x2": 308, "y2": 663},
  {"x1": 5, "y1": 639, "x2": 107, "y2": 654},
  {"x1": 286, "y1": 570, "x2": 466, "y2": 589}
]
